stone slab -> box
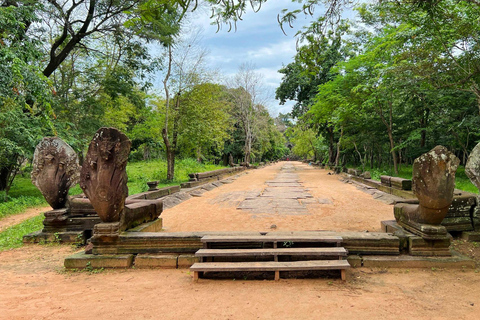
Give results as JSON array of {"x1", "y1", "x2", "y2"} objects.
[
  {"x1": 346, "y1": 255, "x2": 363, "y2": 268},
  {"x1": 461, "y1": 231, "x2": 480, "y2": 242},
  {"x1": 265, "y1": 179, "x2": 299, "y2": 183},
  {"x1": 178, "y1": 254, "x2": 200, "y2": 268},
  {"x1": 260, "y1": 192, "x2": 312, "y2": 199},
  {"x1": 266, "y1": 182, "x2": 302, "y2": 187},
  {"x1": 408, "y1": 234, "x2": 452, "y2": 256},
  {"x1": 64, "y1": 252, "x2": 133, "y2": 269},
  {"x1": 23, "y1": 230, "x2": 85, "y2": 244},
  {"x1": 362, "y1": 252, "x2": 474, "y2": 269},
  {"x1": 263, "y1": 187, "x2": 306, "y2": 193},
  {"x1": 91, "y1": 231, "x2": 400, "y2": 256},
  {"x1": 134, "y1": 254, "x2": 177, "y2": 268},
  {"x1": 129, "y1": 218, "x2": 163, "y2": 232}
]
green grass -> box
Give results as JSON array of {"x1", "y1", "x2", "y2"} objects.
[
  {"x1": 0, "y1": 158, "x2": 225, "y2": 219},
  {"x1": 0, "y1": 175, "x2": 48, "y2": 220},
  {"x1": 368, "y1": 165, "x2": 478, "y2": 194},
  {"x1": 126, "y1": 158, "x2": 225, "y2": 194},
  {"x1": 0, "y1": 214, "x2": 44, "y2": 251}
]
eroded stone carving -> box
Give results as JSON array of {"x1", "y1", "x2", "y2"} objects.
[
  {"x1": 465, "y1": 142, "x2": 480, "y2": 231},
  {"x1": 31, "y1": 137, "x2": 79, "y2": 209},
  {"x1": 80, "y1": 128, "x2": 131, "y2": 222},
  {"x1": 394, "y1": 146, "x2": 459, "y2": 240},
  {"x1": 466, "y1": 142, "x2": 480, "y2": 191}
]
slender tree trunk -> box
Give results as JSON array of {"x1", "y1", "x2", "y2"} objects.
[
  {"x1": 244, "y1": 124, "x2": 252, "y2": 164},
  {"x1": 377, "y1": 99, "x2": 398, "y2": 175},
  {"x1": 162, "y1": 45, "x2": 175, "y2": 181},
  {"x1": 370, "y1": 146, "x2": 374, "y2": 169},
  {"x1": 327, "y1": 126, "x2": 335, "y2": 165},
  {"x1": 334, "y1": 126, "x2": 343, "y2": 167},
  {"x1": 353, "y1": 141, "x2": 363, "y2": 169},
  {"x1": 387, "y1": 122, "x2": 398, "y2": 175}
]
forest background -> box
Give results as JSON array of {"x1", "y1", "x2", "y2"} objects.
[{"x1": 2, "y1": 0, "x2": 480, "y2": 201}]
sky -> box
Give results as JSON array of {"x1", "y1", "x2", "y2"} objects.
[{"x1": 153, "y1": 1, "x2": 357, "y2": 117}]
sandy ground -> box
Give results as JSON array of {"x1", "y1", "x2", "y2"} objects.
[
  {"x1": 1, "y1": 161, "x2": 480, "y2": 319},
  {"x1": 161, "y1": 161, "x2": 393, "y2": 232},
  {"x1": 0, "y1": 206, "x2": 50, "y2": 232},
  {"x1": 1, "y1": 245, "x2": 479, "y2": 320}
]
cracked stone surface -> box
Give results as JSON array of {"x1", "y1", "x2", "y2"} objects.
[{"x1": 237, "y1": 164, "x2": 314, "y2": 215}]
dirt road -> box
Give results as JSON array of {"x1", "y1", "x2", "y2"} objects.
[
  {"x1": 1, "y1": 162, "x2": 479, "y2": 319},
  {"x1": 162, "y1": 162, "x2": 393, "y2": 232}
]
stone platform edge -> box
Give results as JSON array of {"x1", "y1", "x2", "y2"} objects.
[
  {"x1": 64, "y1": 230, "x2": 475, "y2": 270},
  {"x1": 64, "y1": 251, "x2": 475, "y2": 270}
]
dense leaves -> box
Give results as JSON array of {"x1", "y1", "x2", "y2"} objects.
[{"x1": 279, "y1": 0, "x2": 480, "y2": 171}]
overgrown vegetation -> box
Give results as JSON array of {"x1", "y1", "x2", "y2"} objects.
[
  {"x1": 126, "y1": 158, "x2": 225, "y2": 194},
  {"x1": 278, "y1": 1, "x2": 480, "y2": 185},
  {"x1": 369, "y1": 165, "x2": 477, "y2": 194},
  {"x1": 0, "y1": 214, "x2": 44, "y2": 251},
  {"x1": 0, "y1": 158, "x2": 227, "y2": 220}
]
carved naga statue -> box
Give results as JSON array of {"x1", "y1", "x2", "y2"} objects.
[
  {"x1": 80, "y1": 127, "x2": 131, "y2": 223},
  {"x1": 394, "y1": 146, "x2": 459, "y2": 238},
  {"x1": 31, "y1": 137, "x2": 79, "y2": 209}
]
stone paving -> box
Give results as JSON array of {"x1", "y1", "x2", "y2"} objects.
[{"x1": 237, "y1": 164, "x2": 314, "y2": 215}]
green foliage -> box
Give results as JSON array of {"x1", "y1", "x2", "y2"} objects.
[
  {"x1": 0, "y1": 214, "x2": 44, "y2": 251},
  {"x1": 279, "y1": 0, "x2": 480, "y2": 174},
  {"x1": 126, "y1": 158, "x2": 225, "y2": 194},
  {"x1": 0, "y1": 3, "x2": 55, "y2": 193},
  {"x1": 0, "y1": 195, "x2": 46, "y2": 220},
  {"x1": 369, "y1": 165, "x2": 478, "y2": 194}
]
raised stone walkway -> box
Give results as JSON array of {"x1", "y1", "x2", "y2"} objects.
[{"x1": 237, "y1": 163, "x2": 313, "y2": 215}]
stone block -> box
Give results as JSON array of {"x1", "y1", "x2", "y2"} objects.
[
  {"x1": 23, "y1": 230, "x2": 86, "y2": 244},
  {"x1": 380, "y1": 175, "x2": 391, "y2": 187},
  {"x1": 408, "y1": 234, "x2": 452, "y2": 256},
  {"x1": 362, "y1": 252, "x2": 474, "y2": 269},
  {"x1": 380, "y1": 220, "x2": 401, "y2": 233},
  {"x1": 347, "y1": 255, "x2": 362, "y2": 268},
  {"x1": 134, "y1": 254, "x2": 178, "y2": 268},
  {"x1": 177, "y1": 254, "x2": 199, "y2": 268},
  {"x1": 64, "y1": 252, "x2": 133, "y2": 269},
  {"x1": 128, "y1": 218, "x2": 163, "y2": 232},
  {"x1": 461, "y1": 231, "x2": 480, "y2": 242},
  {"x1": 390, "y1": 188, "x2": 415, "y2": 199},
  {"x1": 390, "y1": 177, "x2": 412, "y2": 190}
]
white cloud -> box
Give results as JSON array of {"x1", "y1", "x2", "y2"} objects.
[{"x1": 246, "y1": 39, "x2": 296, "y2": 60}]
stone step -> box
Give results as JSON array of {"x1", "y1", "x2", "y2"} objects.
[
  {"x1": 195, "y1": 247, "x2": 348, "y2": 257},
  {"x1": 201, "y1": 235, "x2": 343, "y2": 244},
  {"x1": 191, "y1": 260, "x2": 350, "y2": 281}
]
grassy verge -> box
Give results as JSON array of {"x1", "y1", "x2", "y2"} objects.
[
  {"x1": 0, "y1": 214, "x2": 44, "y2": 251},
  {"x1": 126, "y1": 158, "x2": 225, "y2": 194},
  {"x1": 0, "y1": 158, "x2": 225, "y2": 251},
  {"x1": 0, "y1": 176, "x2": 48, "y2": 220},
  {"x1": 0, "y1": 158, "x2": 225, "y2": 219},
  {"x1": 367, "y1": 165, "x2": 478, "y2": 193}
]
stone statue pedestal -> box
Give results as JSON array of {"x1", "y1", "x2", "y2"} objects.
[
  {"x1": 90, "y1": 198, "x2": 163, "y2": 254},
  {"x1": 23, "y1": 195, "x2": 102, "y2": 244},
  {"x1": 394, "y1": 203, "x2": 451, "y2": 256}
]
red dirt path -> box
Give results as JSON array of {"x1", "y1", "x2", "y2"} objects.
[{"x1": 1, "y1": 161, "x2": 479, "y2": 319}]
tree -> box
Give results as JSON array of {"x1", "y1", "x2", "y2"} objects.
[
  {"x1": 228, "y1": 63, "x2": 267, "y2": 164},
  {"x1": 161, "y1": 28, "x2": 212, "y2": 180},
  {"x1": 0, "y1": 3, "x2": 54, "y2": 194}
]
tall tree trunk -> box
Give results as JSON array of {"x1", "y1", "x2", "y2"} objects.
[
  {"x1": 327, "y1": 126, "x2": 335, "y2": 165},
  {"x1": 386, "y1": 118, "x2": 398, "y2": 175},
  {"x1": 420, "y1": 107, "x2": 429, "y2": 148},
  {"x1": 377, "y1": 99, "x2": 398, "y2": 175},
  {"x1": 244, "y1": 124, "x2": 252, "y2": 164},
  {"x1": 334, "y1": 126, "x2": 343, "y2": 167},
  {"x1": 162, "y1": 45, "x2": 174, "y2": 181}
]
